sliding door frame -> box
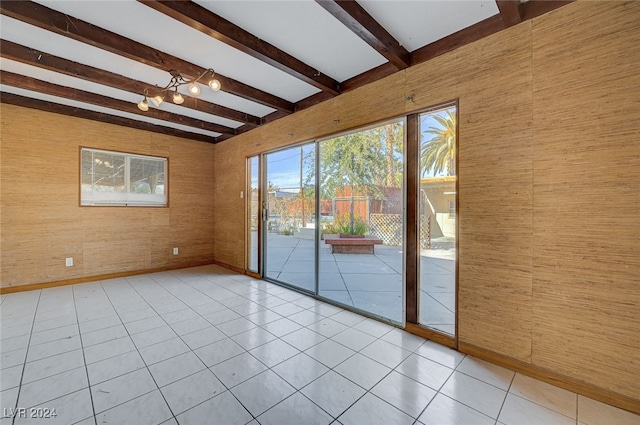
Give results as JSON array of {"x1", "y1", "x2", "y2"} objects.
[
  {"x1": 245, "y1": 155, "x2": 261, "y2": 278},
  {"x1": 404, "y1": 100, "x2": 459, "y2": 349},
  {"x1": 244, "y1": 103, "x2": 458, "y2": 346},
  {"x1": 261, "y1": 141, "x2": 317, "y2": 295},
  {"x1": 314, "y1": 117, "x2": 407, "y2": 326}
]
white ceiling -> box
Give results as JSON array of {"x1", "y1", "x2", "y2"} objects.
[
  {"x1": 197, "y1": 0, "x2": 389, "y2": 82},
  {"x1": 0, "y1": 0, "x2": 510, "y2": 143},
  {"x1": 359, "y1": 0, "x2": 498, "y2": 51}
]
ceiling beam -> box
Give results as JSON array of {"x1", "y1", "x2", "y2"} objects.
[
  {"x1": 315, "y1": 0, "x2": 410, "y2": 70},
  {"x1": 139, "y1": 0, "x2": 341, "y2": 96},
  {"x1": 260, "y1": 110, "x2": 292, "y2": 126},
  {"x1": 410, "y1": 15, "x2": 505, "y2": 66},
  {"x1": 496, "y1": 0, "x2": 523, "y2": 28},
  {"x1": 340, "y1": 62, "x2": 399, "y2": 93},
  {"x1": 1, "y1": 92, "x2": 219, "y2": 144},
  {"x1": 520, "y1": 0, "x2": 575, "y2": 21},
  {"x1": 294, "y1": 92, "x2": 335, "y2": 113},
  {"x1": 0, "y1": 0, "x2": 294, "y2": 113},
  {"x1": 210, "y1": 0, "x2": 576, "y2": 144},
  {"x1": 293, "y1": 62, "x2": 397, "y2": 113},
  {"x1": 0, "y1": 40, "x2": 262, "y2": 128},
  {"x1": 1, "y1": 71, "x2": 235, "y2": 135}
]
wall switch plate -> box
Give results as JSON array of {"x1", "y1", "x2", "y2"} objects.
[
  {"x1": 173, "y1": 247, "x2": 179, "y2": 255},
  {"x1": 240, "y1": 191, "x2": 244, "y2": 198},
  {"x1": 65, "y1": 257, "x2": 73, "y2": 267}
]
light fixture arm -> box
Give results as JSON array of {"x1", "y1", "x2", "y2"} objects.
[
  {"x1": 137, "y1": 68, "x2": 220, "y2": 111},
  {"x1": 156, "y1": 69, "x2": 213, "y2": 92}
]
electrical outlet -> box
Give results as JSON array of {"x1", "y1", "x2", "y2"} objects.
[
  {"x1": 173, "y1": 247, "x2": 179, "y2": 255},
  {"x1": 65, "y1": 257, "x2": 73, "y2": 267}
]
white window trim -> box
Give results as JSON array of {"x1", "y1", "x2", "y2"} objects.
[{"x1": 81, "y1": 148, "x2": 168, "y2": 207}]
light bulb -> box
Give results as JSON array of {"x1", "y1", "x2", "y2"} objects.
[
  {"x1": 188, "y1": 83, "x2": 201, "y2": 96},
  {"x1": 150, "y1": 95, "x2": 164, "y2": 107},
  {"x1": 208, "y1": 79, "x2": 221, "y2": 92},
  {"x1": 172, "y1": 92, "x2": 184, "y2": 104},
  {"x1": 137, "y1": 99, "x2": 149, "y2": 111}
]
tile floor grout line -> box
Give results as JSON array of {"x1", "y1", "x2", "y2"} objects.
[
  {"x1": 506, "y1": 392, "x2": 580, "y2": 423},
  {"x1": 283, "y1": 330, "x2": 390, "y2": 422},
  {"x1": 502, "y1": 371, "x2": 582, "y2": 423},
  {"x1": 100, "y1": 276, "x2": 185, "y2": 423},
  {"x1": 390, "y1": 347, "x2": 457, "y2": 422},
  {"x1": 158, "y1": 272, "x2": 298, "y2": 424},
  {"x1": 8, "y1": 341, "x2": 81, "y2": 367},
  {"x1": 158, "y1": 269, "x2": 357, "y2": 423},
  {"x1": 412, "y1": 390, "x2": 436, "y2": 425},
  {"x1": 162, "y1": 270, "x2": 254, "y2": 307},
  {"x1": 7, "y1": 289, "x2": 42, "y2": 425},
  {"x1": 412, "y1": 359, "x2": 499, "y2": 423},
  {"x1": 5, "y1": 266, "x2": 634, "y2": 425},
  {"x1": 26, "y1": 324, "x2": 80, "y2": 348},
  {"x1": 333, "y1": 388, "x2": 370, "y2": 424},
  {"x1": 433, "y1": 393, "x2": 497, "y2": 423},
  {"x1": 15, "y1": 310, "x2": 77, "y2": 337},
  {"x1": 145, "y1": 276, "x2": 214, "y2": 316},
  {"x1": 165, "y1": 272, "x2": 295, "y2": 330},
  {"x1": 121, "y1": 273, "x2": 293, "y2": 423},
  {"x1": 494, "y1": 366, "x2": 517, "y2": 425},
  {"x1": 89, "y1": 288, "x2": 388, "y2": 424},
  {"x1": 71, "y1": 285, "x2": 98, "y2": 425}
]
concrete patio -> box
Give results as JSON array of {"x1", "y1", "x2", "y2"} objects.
[{"x1": 263, "y1": 232, "x2": 455, "y2": 335}]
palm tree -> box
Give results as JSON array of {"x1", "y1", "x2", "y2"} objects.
[{"x1": 420, "y1": 110, "x2": 456, "y2": 176}]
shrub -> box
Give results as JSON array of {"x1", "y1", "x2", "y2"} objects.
[{"x1": 322, "y1": 213, "x2": 367, "y2": 236}]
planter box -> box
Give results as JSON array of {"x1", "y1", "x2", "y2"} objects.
[{"x1": 324, "y1": 234, "x2": 383, "y2": 254}]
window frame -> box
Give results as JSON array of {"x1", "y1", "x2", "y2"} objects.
[{"x1": 80, "y1": 147, "x2": 168, "y2": 207}]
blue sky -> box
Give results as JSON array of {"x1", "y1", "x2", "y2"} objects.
[
  {"x1": 258, "y1": 107, "x2": 454, "y2": 189},
  {"x1": 266, "y1": 144, "x2": 314, "y2": 191}
]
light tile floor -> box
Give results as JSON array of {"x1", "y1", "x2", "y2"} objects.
[{"x1": 1, "y1": 265, "x2": 638, "y2": 425}]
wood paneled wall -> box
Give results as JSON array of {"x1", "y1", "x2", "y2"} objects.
[
  {"x1": 530, "y1": 1, "x2": 640, "y2": 403},
  {"x1": 0, "y1": 105, "x2": 215, "y2": 288},
  {"x1": 212, "y1": 1, "x2": 640, "y2": 405}
]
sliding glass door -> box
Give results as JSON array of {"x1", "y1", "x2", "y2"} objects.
[
  {"x1": 417, "y1": 105, "x2": 457, "y2": 336},
  {"x1": 248, "y1": 112, "x2": 457, "y2": 334},
  {"x1": 247, "y1": 156, "x2": 259, "y2": 273},
  {"x1": 263, "y1": 143, "x2": 316, "y2": 292},
  {"x1": 317, "y1": 120, "x2": 405, "y2": 323},
  {"x1": 251, "y1": 122, "x2": 406, "y2": 324}
]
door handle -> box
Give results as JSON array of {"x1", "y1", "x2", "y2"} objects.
[{"x1": 262, "y1": 208, "x2": 268, "y2": 221}]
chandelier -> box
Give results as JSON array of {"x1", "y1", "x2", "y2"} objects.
[{"x1": 137, "y1": 69, "x2": 221, "y2": 111}]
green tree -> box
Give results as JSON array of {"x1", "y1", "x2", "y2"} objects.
[
  {"x1": 306, "y1": 135, "x2": 362, "y2": 232},
  {"x1": 322, "y1": 132, "x2": 385, "y2": 233},
  {"x1": 420, "y1": 109, "x2": 456, "y2": 176},
  {"x1": 304, "y1": 123, "x2": 403, "y2": 234}
]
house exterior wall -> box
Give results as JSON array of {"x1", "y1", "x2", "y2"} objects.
[
  {"x1": 212, "y1": 1, "x2": 640, "y2": 406},
  {"x1": 420, "y1": 177, "x2": 456, "y2": 238},
  {"x1": 0, "y1": 105, "x2": 216, "y2": 288}
]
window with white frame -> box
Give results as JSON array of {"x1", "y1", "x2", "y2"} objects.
[{"x1": 81, "y1": 148, "x2": 167, "y2": 206}]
